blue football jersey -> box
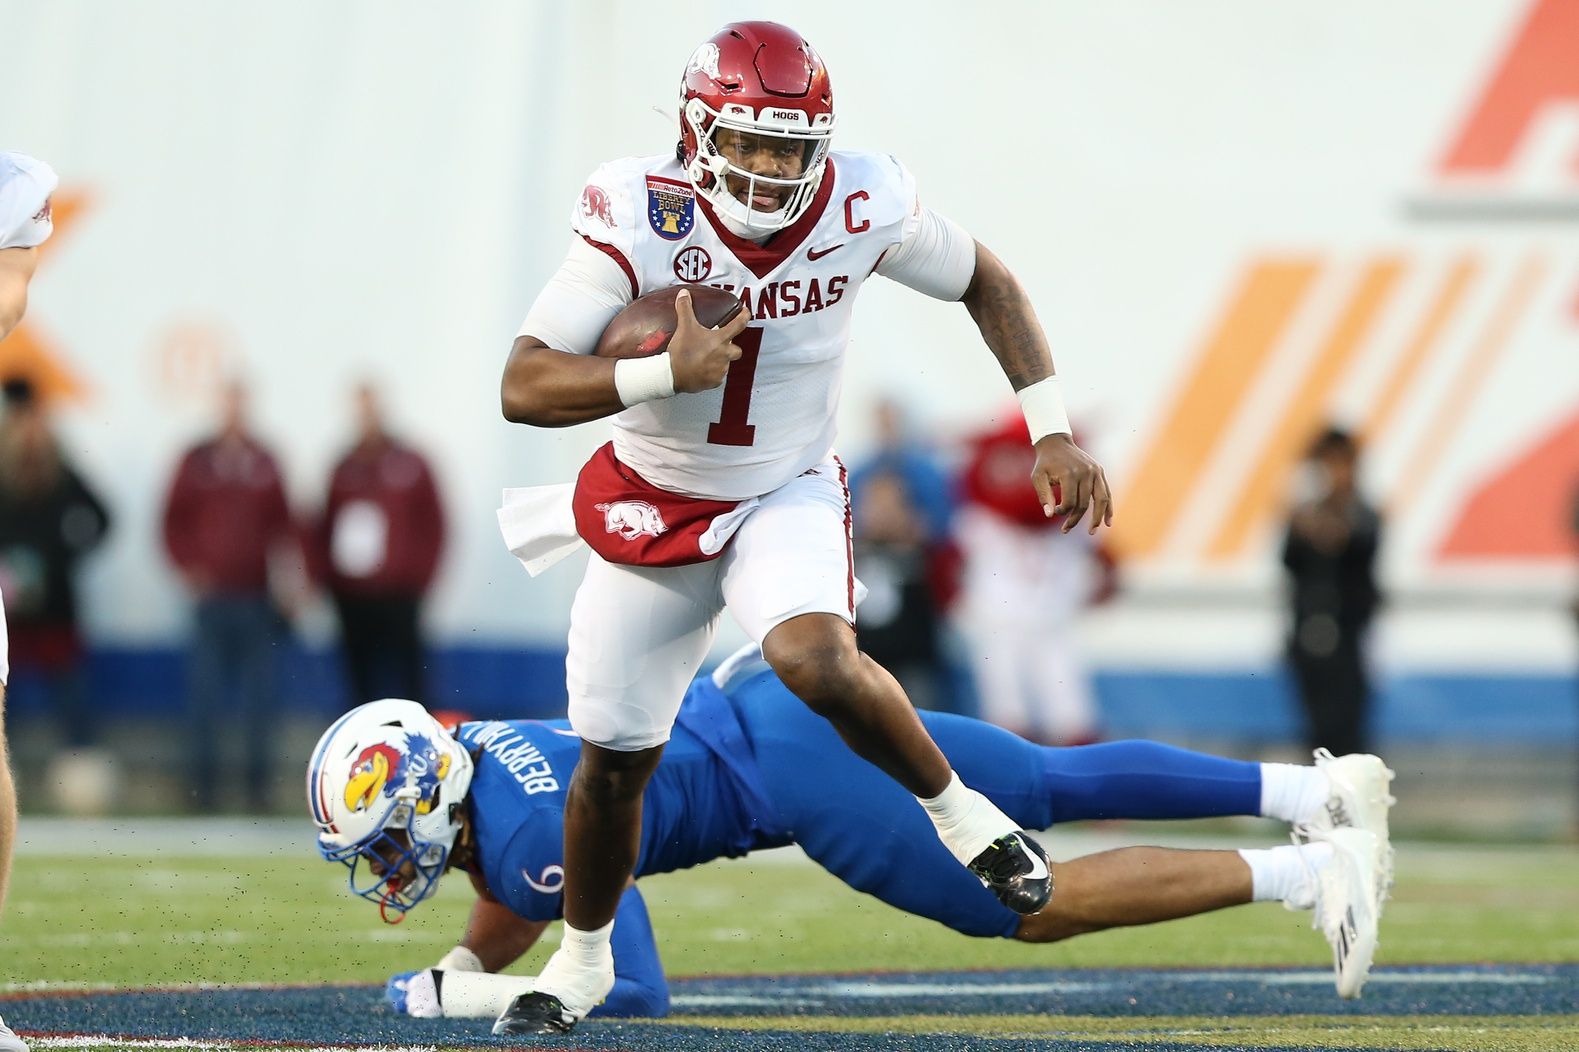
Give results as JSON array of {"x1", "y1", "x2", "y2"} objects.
[{"x1": 456, "y1": 689, "x2": 781, "y2": 921}]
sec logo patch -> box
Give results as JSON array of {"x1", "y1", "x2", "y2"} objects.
[{"x1": 673, "y1": 246, "x2": 712, "y2": 283}]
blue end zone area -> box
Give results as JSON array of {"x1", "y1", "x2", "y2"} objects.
[
  {"x1": 666, "y1": 962, "x2": 1577, "y2": 1017},
  {"x1": 1090, "y1": 668, "x2": 1579, "y2": 745},
  {"x1": 3, "y1": 964, "x2": 1573, "y2": 1050},
  {"x1": 11, "y1": 644, "x2": 1575, "y2": 746}
]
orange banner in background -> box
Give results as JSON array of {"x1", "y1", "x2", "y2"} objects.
[
  {"x1": 1437, "y1": 0, "x2": 1579, "y2": 176},
  {"x1": 1110, "y1": 259, "x2": 1319, "y2": 559},
  {"x1": 1362, "y1": 256, "x2": 1478, "y2": 445},
  {"x1": 1439, "y1": 409, "x2": 1579, "y2": 560},
  {"x1": 1206, "y1": 258, "x2": 1405, "y2": 559},
  {"x1": 1115, "y1": 249, "x2": 1568, "y2": 566}
]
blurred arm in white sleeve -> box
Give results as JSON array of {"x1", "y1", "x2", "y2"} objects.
[{"x1": 0, "y1": 246, "x2": 40, "y2": 341}]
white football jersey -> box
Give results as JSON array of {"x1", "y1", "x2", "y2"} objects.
[
  {"x1": 550, "y1": 151, "x2": 928, "y2": 501},
  {"x1": 0, "y1": 152, "x2": 58, "y2": 250}
]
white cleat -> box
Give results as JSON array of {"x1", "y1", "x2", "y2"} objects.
[
  {"x1": 1308, "y1": 748, "x2": 1396, "y2": 908},
  {"x1": 0, "y1": 1013, "x2": 27, "y2": 1052},
  {"x1": 1299, "y1": 825, "x2": 1383, "y2": 999}
]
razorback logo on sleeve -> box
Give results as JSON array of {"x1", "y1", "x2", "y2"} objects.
[{"x1": 580, "y1": 185, "x2": 616, "y2": 228}]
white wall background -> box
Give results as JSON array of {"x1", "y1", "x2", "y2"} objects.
[{"x1": 0, "y1": 1, "x2": 1572, "y2": 672}]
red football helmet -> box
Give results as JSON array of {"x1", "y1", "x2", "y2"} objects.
[{"x1": 678, "y1": 22, "x2": 836, "y2": 235}]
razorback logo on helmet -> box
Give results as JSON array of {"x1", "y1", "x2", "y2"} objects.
[
  {"x1": 596, "y1": 499, "x2": 668, "y2": 540},
  {"x1": 579, "y1": 185, "x2": 616, "y2": 228},
  {"x1": 343, "y1": 734, "x2": 451, "y2": 816},
  {"x1": 687, "y1": 41, "x2": 721, "y2": 80}
]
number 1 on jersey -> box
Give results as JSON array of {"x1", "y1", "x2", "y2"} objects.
[{"x1": 706, "y1": 327, "x2": 761, "y2": 447}]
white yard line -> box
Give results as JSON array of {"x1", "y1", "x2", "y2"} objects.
[{"x1": 32, "y1": 1036, "x2": 438, "y2": 1042}]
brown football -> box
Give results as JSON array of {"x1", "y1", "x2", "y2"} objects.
[{"x1": 594, "y1": 285, "x2": 745, "y2": 360}]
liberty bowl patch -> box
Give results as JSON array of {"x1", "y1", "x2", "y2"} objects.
[{"x1": 648, "y1": 176, "x2": 695, "y2": 241}]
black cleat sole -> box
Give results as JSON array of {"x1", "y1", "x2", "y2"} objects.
[{"x1": 493, "y1": 991, "x2": 576, "y2": 1035}]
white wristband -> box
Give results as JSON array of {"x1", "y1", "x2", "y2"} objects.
[
  {"x1": 614, "y1": 352, "x2": 676, "y2": 407},
  {"x1": 435, "y1": 945, "x2": 485, "y2": 973},
  {"x1": 1016, "y1": 376, "x2": 1072, "y2": 443}
]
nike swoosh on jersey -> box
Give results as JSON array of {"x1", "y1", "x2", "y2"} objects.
[{"x1": 806, "y1": 243, "x2": 844, "y2": 261}]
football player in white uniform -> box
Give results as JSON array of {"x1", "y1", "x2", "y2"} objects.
[
  {"x1": 0, "y1": 147, "x2": 56, "y2": 1052},
  {"x1": 497, "y1": 23, "x2": 1113, "y2": 1033}
]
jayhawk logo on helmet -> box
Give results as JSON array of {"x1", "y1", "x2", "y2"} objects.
[{"x1": 343, "y1": 733, "x2": 452, "y2": 816}]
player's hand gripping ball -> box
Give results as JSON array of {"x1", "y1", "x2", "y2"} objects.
[{"x1": 596, "y1": 285, "x2": 748, "y2": 393}]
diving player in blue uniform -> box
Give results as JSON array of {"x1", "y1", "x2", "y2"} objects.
[{"x1": 307, "y1": 645, "x2": 1395, "y2": 1033}]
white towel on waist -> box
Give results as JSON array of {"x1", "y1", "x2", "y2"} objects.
[{"x1": 497, "y1": 484, "x2": 583, "y2": 576}]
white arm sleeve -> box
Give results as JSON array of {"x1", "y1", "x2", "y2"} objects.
[
  {"x1": 515, "y1": 237, "x2": 634, "y2": 355},
  {"x1": 875, "y1": 207, "x2": 977, "y2": 302}
]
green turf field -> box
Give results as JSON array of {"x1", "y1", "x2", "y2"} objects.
[{"x1": 4, "y1": 822, "x2": 1577, "y2": 1050}]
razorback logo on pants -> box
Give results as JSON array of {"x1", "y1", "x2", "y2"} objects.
[
  {"x1": 595, "y1": 500, "x2": 667, "y2": 540},
  {"x1": 572, "y1": 442, "x2": 744, "y2": 567}
]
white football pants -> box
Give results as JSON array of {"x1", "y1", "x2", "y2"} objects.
[{"x1": 565, "y1": 457, "x2": 854, "y2": 751}]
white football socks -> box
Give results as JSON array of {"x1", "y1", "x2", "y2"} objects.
[
  {"x1": 1239, "y1": 841, "x2": 1334, "y2": 908},
  {"x1": 559, "y1": 918, "x2": 614, "y2": 964},
  {"x1": 1259, "y1": 763, "x2": 1332, "y2": 824},
  {"x1": 534, "y1": 919, "x2": 615, "y2": 1017},
  {"x1": 918, "y1": 771, "x2": 1019, "y2": 866}
]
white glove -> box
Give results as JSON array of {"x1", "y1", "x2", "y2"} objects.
[{"x1": 388, "y1": 947, "x2": 485, "y2": 1018}]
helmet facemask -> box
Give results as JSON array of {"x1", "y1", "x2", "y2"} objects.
[
  {"x1": 319, "y1": 784, "x2": 455, "y2": 917},
  {"x1": 683, "y1": 97, "x2": 834, "y2": 238}
]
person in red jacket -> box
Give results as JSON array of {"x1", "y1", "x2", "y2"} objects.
[
  {"x1": 161, "y1": 380, "x2": 300, "y2": 811},
  {"x1": 955, "y1": 413, "x2": 1118, "y2": 745},
  {"x1": 315, "y1": 383, "x2": 445, "y2": 707}
]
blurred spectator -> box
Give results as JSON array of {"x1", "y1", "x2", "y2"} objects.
[
  {"x1": 1281, "y1": 426, "x2": 1382, "y2": 758},
  {"x1": 161, "y1": 380, "x2": 300, "y2": 811},
  {"x1": 314, "y1": 383, "x2": 445, "y2": 707},
  {"x1": 850, "y1": 397, "x2": 976, "y2": 713},
  {"x1": 1571, "y1": 483, "x2": 1579, "y2": 630},
  {"x1": 0, "y1": 379, "x2": 111, "y2": 753},
  {"x1": 852, "y1": 471, "x2": 946, "y2": 711},
  {"x1": 1571, "y1": 483, "x2": 1578, "y2": 831},
  {"x1": 849, "y1": 398, "x2": 954, "y2": 544},
  {"x1": 954, "y1": 414, "x2": 1117, "y2": 745}
]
